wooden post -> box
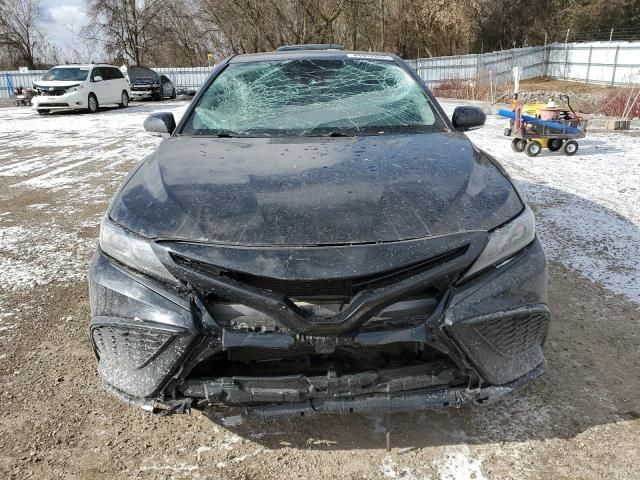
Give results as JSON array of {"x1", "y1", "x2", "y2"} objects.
[{"x1": 585, "y1": 46, "x2": 593, "y2": 83}]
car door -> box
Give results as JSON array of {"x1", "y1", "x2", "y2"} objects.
[
  {"x1": 105, "y1": 67, "x2": 124, "y2": 102},
  {"x1": 110, "y1": 67, "x2": 128, "y2": 101},
  {"x1": 161, "y1": 75, "x2": 172, "y2": 98},
  {"x1": 90, "y1": 67, "x2": 109, "y2": 104},
  {"x1": 160, "y1": 75, "x2": 167, "y2": 98}
]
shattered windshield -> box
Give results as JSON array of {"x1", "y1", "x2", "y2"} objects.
[
  {"x1": 181, "y1": 59, "x2": 444, "y2": 137},
  {"x1": 41, "y1": 67, "x2": 89, "y2": 81}
]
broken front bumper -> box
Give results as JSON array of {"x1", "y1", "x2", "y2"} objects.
[{"x1": 88, "y1": 237, "x2": 549, "y2": 416}]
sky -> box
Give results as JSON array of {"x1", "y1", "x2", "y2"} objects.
[{"x1": 41, "y1": 0, "x2": 90, "y2": 59}]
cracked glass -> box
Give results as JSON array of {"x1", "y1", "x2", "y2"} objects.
[{"x1": 182, "y1": 59, "x2": 444, "y2": 137}]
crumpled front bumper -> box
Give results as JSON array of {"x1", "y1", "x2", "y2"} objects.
[{"x1": 88, "y1": 238, "x2": 549, "y2": 417}]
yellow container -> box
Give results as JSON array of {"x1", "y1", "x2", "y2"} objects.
[
  {"x1": 523, "y1": 103, "x2": 547, "y2": 117},
  {"x1": 522, "y1": 104, "x2": 553, "y2": 147}
]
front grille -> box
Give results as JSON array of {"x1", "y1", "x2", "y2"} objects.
[
  {"x1": 172, "y1": 244, "x2": 472, "y2": 334},
  {"x1": 92, "y1": 325, "x2": 175, "y2": 369},
  {"x1": 174, "y1": 245, "x2": 466, "y2": 304},
  {"x1": 463, "y1": 311, "x2": 549, "y2": 357},
  {"x1": 40, "y1": 88, "x2": 67, "y2": 96}
]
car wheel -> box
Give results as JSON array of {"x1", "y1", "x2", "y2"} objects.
[
  {"x1": 171, "y1": 88, "x2": 177, "y2": 99},
  {"x1": 87, "y1": 94, "x2": 99, "y2": 113},
  {"x1": 37, "y1": 109, "x2": 50, "y2": 115},
  {"x1": 562, "y1": 139, "x2": 579, "y2": 156},
  {"x1": 548, "y1": 138, "x2": 563, "y2": 151},
  {"x1": 118, "y1": 91, "x2": 129, "y2": 108},
  {"x1": 525, "y1": 140, "x2": 542, "y2": 157},
  {"x1": 510, "y1": 138, "x2": 526, "y2": 152}
]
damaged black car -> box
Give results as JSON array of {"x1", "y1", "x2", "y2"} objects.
[{"x1": 88, "y1": 45, "x2": 549, "y2": 417}]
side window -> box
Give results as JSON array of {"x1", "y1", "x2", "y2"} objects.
[
  {"x1": 91, "y1": 67, "x2": 103, "y2": 81},
  {"x1": 110, "y1": 67, "x2": 125, "y2": 79}
]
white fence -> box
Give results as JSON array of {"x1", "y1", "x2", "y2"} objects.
[
  {"x1": 2, "y1": 41, "x2": 640, "y2": 98},
  {"x1": 406, "y1": 41, "x2": 640, "y2": 89},
  {"x1": 406, "y1": 46, "x2": 546, "y2": 88},
  {"x1": 547, "y1": 42, "x2": 640, "y2": 84}
]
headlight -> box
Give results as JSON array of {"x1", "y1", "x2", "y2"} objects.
[
  {"x1": 99, "y1": 217, "x2": 179, "y2": 285},
  {"x1": 66, "y1": 85, "x2": 82, "y2": 93},
  {"x1": 463, "y1": 206, "x2": 536, "y2": 278}
]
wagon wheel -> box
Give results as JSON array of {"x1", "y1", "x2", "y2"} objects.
[
  {"x1": 562, "y1": 140, "x2": 579, "y2": 156},
  {"x1": 548, "y1": 139, "x2": 563, "y2": 151},
  {"x1": 511, "y1": 138, "x2": 526, "y2": 152},
  {"x1": 525, "y1": 140, "x2": 542, "y2": 157}
]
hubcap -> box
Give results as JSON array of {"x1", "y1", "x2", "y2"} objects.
[
  {"x1": 89, "y1": 97, "x2": 96, "y2": 110},
  {"x1": 122, "y1": 93, "x2": 128, "y2": 105}
]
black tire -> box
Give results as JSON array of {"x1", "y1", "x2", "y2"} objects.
[
  {"x1": 525, "y1": 140, "x2": 542, "y2": 157},
  {"x1": 562, "y1": 139, "x2": 579, "y2": 156},
  {"x1": 37, "y1": 109, "x2": 50, "y2": 115},
  {"x1": 171, "y1": 87, "x2": 177, "y2": 99},
  {"x1": 87, "y1": 93, "x2": 99, "y2": 113},
  {"x1": 511, "y1": 138, "x2": 526, "y2": 152},
  {"x1": 504, "y1": 127, "x2": 512, "y2": 136},
  {"x1": 548, "y1": 138, "x2": 563, "y2": 152},
  {"x1": 153, "y1": 89, "x2": 162, "y2": 101},
  {"x1": 118, "y1": 91, "x2": 129, "y2": 108}
]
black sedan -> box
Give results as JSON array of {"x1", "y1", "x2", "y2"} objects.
[
  {"x1": 89, "y1": 45, "x2": 549, "y2": 416},
  {"x1": 128, "y1": 66, "x2": 176, "y2": 101}
]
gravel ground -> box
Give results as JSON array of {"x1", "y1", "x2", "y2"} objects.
[{"x1": 0, "y1": 100, "x2": 638, "y2": 479}]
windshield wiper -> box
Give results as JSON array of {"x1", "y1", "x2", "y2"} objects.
[
  {"x1": 305, "y1": 127, "x2": 356, "y2": 137},
  {"x1": 194, "y1": 129, "x2": 242, "y2": 138},
  {"x1": 324, "y1": 131, "x2": 351, "y2": 137}
]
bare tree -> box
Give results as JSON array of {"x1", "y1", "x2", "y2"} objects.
[
  {"x1": 0, "y1": 0, "x2": 47, "y2": 68},
  {"x1": 84, "y1": 0, "x2": 164, "y2": 65},
  {"x1": 66, "y1": 0, "x2": 640, "y2": 67}
]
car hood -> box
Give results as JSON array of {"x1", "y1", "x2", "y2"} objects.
[
  {"x1": 128, "y1": 66, "x2": 158, "y2": 83},
  {"x1": 110, "y1": 133, "x2": 523, "y2": 246},
  {"x1": 33, "y1": 80, "x2": 81, "y2": 88}
]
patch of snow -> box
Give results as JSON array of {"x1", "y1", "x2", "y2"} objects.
[
  {"x1": 221, "y1": 415, "x2": 243, "y2": 427},
  {"x1": 381, "y1": 455, "x2": 430, "y2": 480},
  {"x1": 0, "y1": 224, "x2": 93, "y2": 290},
  {"x1": 432, "y1": 445, "x2": 486, "y2": 480}
]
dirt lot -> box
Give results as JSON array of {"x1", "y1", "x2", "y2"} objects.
[{"x1": 0, "y1": 100, "x2": 639, "y2": 479}]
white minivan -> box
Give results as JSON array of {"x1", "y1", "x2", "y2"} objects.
[{"x1": 33, "y1": 64, "x2": 131, "y2": 114}]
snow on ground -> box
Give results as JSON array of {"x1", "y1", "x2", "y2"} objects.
[
  {"x1": 441, "y1": 100, "x2": 640, "y2": 303},
  {"x1": 0, "y1": 102, "x2": 188, "y2": 341}
]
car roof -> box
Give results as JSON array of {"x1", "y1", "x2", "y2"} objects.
[
  {"x1": 51, "y1": 64, "x2": 118, "y2": 68},
  {"x1": 229, "y1": 48, "x2": 398, "y2": 64}
]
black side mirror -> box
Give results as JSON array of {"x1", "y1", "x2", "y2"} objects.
[
  {"x1": 143, "y1": 112, "x2": 176, "y2": 137},
  {"x1": 452, "y1": 106, "x2": 486, "y2": 132}
]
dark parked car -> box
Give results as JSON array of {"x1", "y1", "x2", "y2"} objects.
[
  {"x1": 89, "y1": 45, "x2": 549, "y2": 416},
  {"x1": 128, "y1": 66, "x2": 176, "y2": 101}
]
